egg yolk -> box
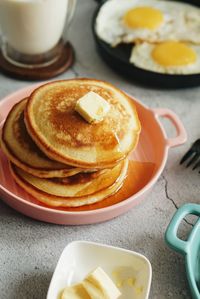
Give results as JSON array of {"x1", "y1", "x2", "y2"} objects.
[
  {"x1": 152, "y1": 41, "x2": 197, "y2": 66},
  {"x1": 123, "y1": 6, "x2": 164, "y2": 30}
]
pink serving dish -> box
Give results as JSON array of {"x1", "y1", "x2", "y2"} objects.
[{"x1": 0, "y1": 83, "x2": 187, "y2": 225}]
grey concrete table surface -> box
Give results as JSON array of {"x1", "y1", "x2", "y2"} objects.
[{"x1": 0, "y1": 1, "x2": 200, "y2": 298}]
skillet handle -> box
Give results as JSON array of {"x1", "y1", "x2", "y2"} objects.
[
  {"x1": 152, "y1": 108, "x2": 187, "y2": 148},
  {"x1": 165, "y1": 203, "x2": 200, "y2": 255}
]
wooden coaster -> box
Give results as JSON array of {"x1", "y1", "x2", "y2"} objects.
[{"x1": 0, "y1": 42, "x2": 74, "y2": 80}]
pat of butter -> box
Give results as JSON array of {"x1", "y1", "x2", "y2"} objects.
[
  {"x1": 61, "y1": 267, "x2": 121, "y2": 299},
  {"x1": 84, "y1": 267, "x2": 121, "y2": 299},
  {"x1": 75, "y1": 91, "x2": 110, "y2": 123},
  {"x1": 61, "y1": 283, "x2": 90, "y2": 299}
]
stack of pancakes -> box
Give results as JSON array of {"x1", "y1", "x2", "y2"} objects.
[{"x1": 0, "y1": 79, "x2": 141, "y2": 208}]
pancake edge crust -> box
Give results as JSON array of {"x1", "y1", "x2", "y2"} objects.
[
  {"x1": 10, "y1": 159, "x2": 128, "y2": 207},
  {"x1": 0, "y1": 99, "x2": 86, "y2": 178},
  {"x1": 24, "y1": 78, "x2": 141, "y2": 168}
]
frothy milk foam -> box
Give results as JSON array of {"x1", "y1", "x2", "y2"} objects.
[{"x1": 0, "y1": 0, "x2": 69, "y2": 55}]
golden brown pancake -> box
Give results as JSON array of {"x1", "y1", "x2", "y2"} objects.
[
  {"x1": 10, "y1": 159, "x2": 128, "y2": 207},
  {"x1": 25, "y1": 79, "x2": 141, "y2": 168},
  {"x1": 1, "y1": 99, "x2": 85, "y2": 178}
]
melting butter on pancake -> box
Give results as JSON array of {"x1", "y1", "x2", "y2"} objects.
[
  {"x1": 24, "y1": 79, "x2": 141, "y2": 168},
  {"x1": 1, "y1": 99, "x2": 86, "y2": 178},
  {"x1": 10, "y1": 159, "x2": 128, "y2": 207}
]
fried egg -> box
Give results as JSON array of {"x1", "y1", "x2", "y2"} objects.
[
  {"x1": 130, "y1": 41, "x2": 200, "y2": 74},
  {"x1": 95, "y1": 0, "x2": 200, "y2": 46}
]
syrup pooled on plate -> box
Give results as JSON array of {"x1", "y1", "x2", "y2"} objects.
[{"x1": 57, "y1": 160, "x2": 156, "y2": 211}]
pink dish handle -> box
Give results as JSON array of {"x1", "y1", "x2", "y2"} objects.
[{"x1": 152, "y1": 108, "x2": 187, "y2": 148}]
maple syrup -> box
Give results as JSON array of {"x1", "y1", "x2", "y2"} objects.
[{"x1": 57, "y1": 160, "x2": 156, "y2": 212}]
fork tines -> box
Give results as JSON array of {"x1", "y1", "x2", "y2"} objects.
[{"x1": 180, "y1": 139, "x2": 200, "y2": 170}]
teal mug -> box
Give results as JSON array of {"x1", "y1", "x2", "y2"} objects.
[{"x1": 165, "y1": 203, "x2": 200, "y2": 299}]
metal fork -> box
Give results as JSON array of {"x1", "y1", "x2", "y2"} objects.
[{"x1": 180, "y1": 139, "x2": 200, "y2": 170}]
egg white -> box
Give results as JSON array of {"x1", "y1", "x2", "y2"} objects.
[
  {"x1": 130, "y1": 42, "x2": 200, "y2": 74},
  {"x1": 95, "y1": 0, "x2": 200, "y2": 47}
]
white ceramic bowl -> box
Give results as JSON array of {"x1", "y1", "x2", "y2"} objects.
[{"x1": 47, "y1": 241, "x2": 152, "y2": 299}]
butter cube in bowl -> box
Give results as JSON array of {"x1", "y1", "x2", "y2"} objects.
[{"x1": 47, "y1": 241, "x2": 152, "y2": 299}]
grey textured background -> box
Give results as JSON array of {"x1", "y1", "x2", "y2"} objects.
[{"x1": 1, "y1": 1, "x2": 200, "y2": 298}]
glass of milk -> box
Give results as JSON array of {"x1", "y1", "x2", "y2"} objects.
[{"x1": 0, "y1": 0, "x2": 76, "y2": 68}]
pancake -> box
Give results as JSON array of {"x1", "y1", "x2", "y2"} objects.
[
  {"x1": 10, "y1": 159, "x2": 128, "y2": 207},
  {"x1": 24, "y1": 79, "x2": 141, "y2": 168},
  {"x1": 1, "y1": 99, "x2": 85, "y2": 178}
]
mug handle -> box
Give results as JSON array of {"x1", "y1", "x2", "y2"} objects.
[
  {"x1": 66, "y1": 0, "x2": 77, "y2": 27},
  {"x1": 165, "y1": 203, "x2": 200, "y2": 255}
]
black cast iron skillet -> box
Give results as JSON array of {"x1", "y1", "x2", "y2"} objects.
[{"x1": 92, "y1": 0, "x2": 200, "y2": 89}]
